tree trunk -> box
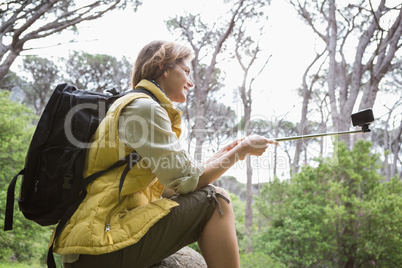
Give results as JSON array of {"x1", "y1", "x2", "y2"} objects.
[
  {"x1": 0, "y1": 48, "x2": 23, "y2": 82},
  {"x1": 383, "y1": 111, "x2": 392, "y2": 181},
  {"x1": 273, "y1": 124, "x2": 279, "y2": 178},
  {"x1": 292, "y1": 50, "x2": 323, "y2": 174},
  {"x1": 184, "y1": 1, "x2": 244, "y2": 161},
  {"x1": 243, "y1": 103, "x2": 253, "y2": 252},
  {"x1": 292, "y1": 87, "x2": 310, "y2": 175},
  {"x1": 234, "y1": 26, "x2": 270, "y2": 252},
  {"x1": 193, "y1": 86, "x2": 207, "y2": 162},
  {"x1": 245, "y1": 154, "x2": 253, "y2": 253},
  {"x1": 391, "y1": 119, "x2": 402, "y2": 178}
]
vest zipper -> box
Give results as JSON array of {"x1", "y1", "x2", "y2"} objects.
[{"x1": 105, "y1": 223, "x2": 114, "y2": 245}]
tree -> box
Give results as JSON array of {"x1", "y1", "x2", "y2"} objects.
[
  {"x1": 233, "y1": 16, "x2": 271, "y2": 252},
  {"x1": 376, "y1": 99, "x2": 402, "y2": 180},
  {"x1": 179, "y1": 96, "x2": 237, "y2": 155},
  {"x1": 0, "y1": 70, "x2": 24, "y2": 91},
  {"x1": 64, "y1": 51, "x2": 132, "y2": 92},
  {"x1": 291, "y1": 49, "x2": 326, "y2": 174},
  {"x1": 269, "y1": 117, "x2": 299, "y2": 178},
  {"x1": 0, "y1": 91, "x2": 54, "y2": 266},
  {"x1": 178, "y1": 63, "x2": 226, "y2": 153},
  {"x1": 0, "y1": 91, "x2": 36, "y2": 181},
  {"x1": 290, "y1": 0, "x2": 402, "y2": 147},
  {"x1": 0, "y1": 0, "x2": 142, "y2": 83},
  {"x1": 21, "y1": 55, "x2": 60, "y2": 115},
  {"x1": 254, "y1": 141, "x2": 402, "y2": 267},
  {"x1": 374, "y1": 69, "x2": 402, "y2": 180},
  {"x1": 167, "y1": 0, "x2": 247, "y2": 162},
  {"x1": 202, "y1": 100, "x2": 237, "y2": 151},
  {"x1": 18, "y1": 52, "x2": 132, "y2": 116}
]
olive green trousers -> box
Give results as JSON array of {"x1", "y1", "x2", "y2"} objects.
[{"x1": 63, "y1": 185, "x2": 228, "y2": 268}]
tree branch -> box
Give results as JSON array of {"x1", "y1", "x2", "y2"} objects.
[
  {"x1": 0, "y1": 0, "x2": 136, "y2": 82},
  {"x1": 205, "y1": 0, "x2": 245, "y2": 89}
]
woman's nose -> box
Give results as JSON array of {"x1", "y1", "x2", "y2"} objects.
[{"x1": 187, "y1": 78, "x2": 194, "y2": 88}]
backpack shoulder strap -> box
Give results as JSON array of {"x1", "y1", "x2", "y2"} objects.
[
  {"x1": 131, "y1": 88, "x2": 160, "y2": 104},
  {"x1": 4, "y1": 169, "x2": 25, "y2": 231},
  {"x1": 117, "y1": 87, "x2": 161, "y2": 201}
]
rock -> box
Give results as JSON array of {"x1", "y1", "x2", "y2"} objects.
[{"x1": 147, "y1": 246, "x2": 207, "y2": 268}]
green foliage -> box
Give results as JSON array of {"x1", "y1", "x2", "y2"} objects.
[
  {"x1": 0, "y1": 262, "x2": 33, "y2": 268},
  {"x1": 0, "y1": 91, "x2": 54, "y2": 266},
  {"x1": 64, "y1": 51, "x2": 132, "y2": 93},
  {"x1": 0, "y1": 91, "x2": 36, "y2": 183},
  {"x1": 358, "y1": 176, "x2": 402, "y2": 267},
  {"x1": 230, "y1": 192, "x2": 247, "y2": 251},
  {"x1": 254, "y1": 141, "x2": 402, "y2": 267},
  {"x1": 240, "y1": 251, "x2": 285, "y2": 268},
  {"x1": 187, "y1": 242, "x2": 201, "y2": 254},
  {"x1": 254, "y1": 173, "x2": 333, "y2": 267},
  {"x1": 22, "y1": 56, "x2": 60, "y2": 115},
  {"x1": 20, "y1": 52, "x2": 133, "y2": 116},
  {"x1": 0, "y1": 71, "x2": 24, "y2": 91}
]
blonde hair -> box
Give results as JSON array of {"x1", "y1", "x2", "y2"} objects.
[{"x1": 131, "y1": 40, "x2": 194, "y2": 87}]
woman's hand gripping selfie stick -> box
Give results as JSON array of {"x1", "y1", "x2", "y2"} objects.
[{"x1": 274, "y1": 109, "x2": 374, "y2": 142}]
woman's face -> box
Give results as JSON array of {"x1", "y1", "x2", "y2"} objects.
[{"x1": 159, "y1": 58, "x2": 194, "y2": 103}]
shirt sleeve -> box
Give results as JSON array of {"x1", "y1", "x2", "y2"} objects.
[{"x1": 118, "y1": 97, "x2": 204, "y2": 194}]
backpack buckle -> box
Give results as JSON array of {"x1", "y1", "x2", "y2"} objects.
[{"x1": 63, "y1": 173, "x2": 73, "y2": 189}]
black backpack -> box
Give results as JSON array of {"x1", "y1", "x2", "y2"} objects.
[{"x1": 3, "y1": 83, "x2": 159, "y2": 268}]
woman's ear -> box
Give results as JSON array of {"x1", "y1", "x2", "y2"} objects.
[{"x1": 159, "y1": 63, "x2": 169, "y2": 77}]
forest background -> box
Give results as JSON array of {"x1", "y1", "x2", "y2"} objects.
[{"x1": 0, "y1": 0, "x2": 401, "y2": 267}]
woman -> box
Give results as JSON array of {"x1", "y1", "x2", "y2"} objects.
[{"x1": 55, "y1": 40, "x2": 277, "y2": 268}]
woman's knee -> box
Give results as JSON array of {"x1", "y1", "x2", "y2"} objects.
[
  {"x1": 213, "y1": 186, "x2": 231, "y2": 202},
  {"x1": 207, "y1": 185, "x2": 233, "y2": 216}
]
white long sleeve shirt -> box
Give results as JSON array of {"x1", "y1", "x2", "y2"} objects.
[{"x1": 118, "y1": 97, "x2": 204, "y2": 194}]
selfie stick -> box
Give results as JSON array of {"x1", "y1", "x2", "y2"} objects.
[{"x1": 274, "y1": 109, "x2": 374, "y2": 142}]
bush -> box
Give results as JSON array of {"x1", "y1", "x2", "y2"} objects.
[
  {"x1": 253, "y1": 141, "x2": 402, "y2": 267},
  {"x1": 0, "y1": 91, "x2": 53, "y2": 266},
  {"x1": 240, "y1": 252, "x2": 284, "y2": 268}
]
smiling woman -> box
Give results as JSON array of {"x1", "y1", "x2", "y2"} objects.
[{"x1": 51, "y1": 40, "x2": 277, "y2": 268}]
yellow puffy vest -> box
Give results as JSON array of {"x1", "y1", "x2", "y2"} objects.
[{"x1": 52, "y1": 80, "x2": 181, "y2": 255}]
